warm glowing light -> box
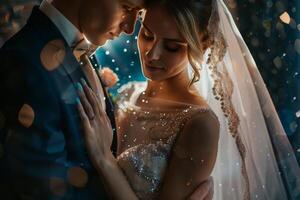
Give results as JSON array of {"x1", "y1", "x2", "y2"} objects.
[
  {"x1": 18, "y1": 104, "x2": 35, "y2": 128},
  {"x1": 279, "y1": 12, "x2": 291, "y2": 24}
]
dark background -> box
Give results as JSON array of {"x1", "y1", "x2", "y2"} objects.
[{"x1": 0, "y1": 0, "x2": 299, "y2": 163}]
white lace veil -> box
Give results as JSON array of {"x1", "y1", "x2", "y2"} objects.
[{"x1": 192, "y1": 0, "x2": 300, "y2": 199}]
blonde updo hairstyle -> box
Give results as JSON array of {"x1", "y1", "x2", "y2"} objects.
[{"x1": 145, "y1": 0, "x2": 216, "y2": 86}]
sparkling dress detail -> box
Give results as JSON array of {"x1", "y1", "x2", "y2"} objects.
[{"x1": 115, "y1": 82, "x2": 212, "y2": 199}]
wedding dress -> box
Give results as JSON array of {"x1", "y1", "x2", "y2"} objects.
[
  {"x1": 115, "y1": 82, "x2": 216, "y2": 200},
  {"x1": 114, "y1": 0, "x2": 300, "y2": 199}
]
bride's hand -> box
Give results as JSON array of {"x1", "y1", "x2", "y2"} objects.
[{"x1": 76, "y1": 79, "x2": 113, "y2": 165}]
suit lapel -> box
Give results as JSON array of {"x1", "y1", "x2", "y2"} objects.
[
  {"x1": 28, "y1": 7, "x2": 118, "y2": 155},
  {"x1": 90, "y1": 55, "x2": 118, "y2": 156},
  {"x1": 28, "y1": 7, "x2": 88, "y2": 90}
]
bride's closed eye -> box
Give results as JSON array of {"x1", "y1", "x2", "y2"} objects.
[
  {"x1": 140, "y1": 28, "x2": 182, "y2": 52},
  {"x1": 164, "y1": 42, "x2": 181, "y2": 52}
]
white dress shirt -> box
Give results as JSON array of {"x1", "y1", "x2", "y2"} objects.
[
  {"x1": 39, "y1": 0, "x2": 83, "y2": 48},
  {"x1": 39, "y1": 0, "x2": 106, "y2": 109}
]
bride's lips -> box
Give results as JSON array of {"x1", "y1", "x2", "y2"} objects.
[
  {"x1": 146, "y1": 65, "x2": 165, "y2": 72},
  {"x1": 145, "y1": 62, "x2": 165, "y2": 72}
]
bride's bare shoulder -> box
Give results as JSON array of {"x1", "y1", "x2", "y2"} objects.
[
  {"x1": 182, "y1": 91, "x2": 209, "y2": 109},
  {"x1": 176, "y1": 106, "x2": 220, "y2": 153},
  {"x1": 188, "y1": 107, "x2": 219, "y2": 134},
  {"x1": 171, "y1": 103, "x2": 220, "y2": 182}
]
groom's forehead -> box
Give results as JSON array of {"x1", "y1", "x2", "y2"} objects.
[{"x1": 119, "y1": 0, "x2": 145, "y2": 9}]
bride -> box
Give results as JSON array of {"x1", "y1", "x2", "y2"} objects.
[{"x1": 77, "y1": 0, "x2": 300, "y2": 199}]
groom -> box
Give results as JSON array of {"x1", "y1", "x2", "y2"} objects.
[{"x1": 0, "y1": 0, "x2": 213, "y2": 199}]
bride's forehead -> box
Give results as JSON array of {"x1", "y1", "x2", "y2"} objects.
[{"x1": 145, "y1": 8, "x2": 178, "y2": 31}]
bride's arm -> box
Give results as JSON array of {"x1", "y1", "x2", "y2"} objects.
[
  {"x1": 158, "y1": 111, "x2": 220, "y2": 200},
  {"x1": 77, "y1": 81, "x2": 215, "y2": 200},
  {"x1": 94, "y1": 152, "x2": 139, "y2": 200}
]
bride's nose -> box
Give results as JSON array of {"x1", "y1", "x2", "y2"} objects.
[{"x1": 145, "y1": 42, "x2": 162, "y2": 61}]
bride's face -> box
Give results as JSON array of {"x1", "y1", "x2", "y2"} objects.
[{"x1": 137, "y1": 6, "x2": 189, "y2": 81}]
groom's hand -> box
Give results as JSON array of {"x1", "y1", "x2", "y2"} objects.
[{"x1": 187, "y1": 177, "x2": 214, "y2": 200}]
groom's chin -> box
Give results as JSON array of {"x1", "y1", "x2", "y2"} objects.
[
  {"x1": 88, "y1": 38, "x2": 106, "y2": 47},
  {"x1": 83, "y1": 33, "x2": 107, "y2": 47},
  {"x1": 99, "y1": 39, "x2": 111, "y2": 47}
]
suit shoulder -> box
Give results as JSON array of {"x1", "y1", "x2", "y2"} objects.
[{"x1": 2, "y1": 23, "x2": 33, "y2": 51}]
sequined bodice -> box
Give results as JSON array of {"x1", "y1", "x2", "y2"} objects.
[
  {"x1": 117, "y1": 135, "x2": 175, "y2": 199},
  {"x1": 116, "y1": 82, "x2": 210, "y2": 199}
]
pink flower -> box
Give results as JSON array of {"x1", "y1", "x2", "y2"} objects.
[{"x1": 99, "y1": 67, "x2": 119, "y2": 88}]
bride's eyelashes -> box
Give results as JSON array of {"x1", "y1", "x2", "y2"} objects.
[
  {"x1": 140, "y1": 28, "x2": 182, "y2": 53},
  {"x1": 164, "y1": 42, "x2": 181, "y2": 52}
]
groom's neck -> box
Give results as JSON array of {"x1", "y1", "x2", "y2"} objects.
[{"x1": 51, "y1": 0, "x2": 82, "y2": 32}]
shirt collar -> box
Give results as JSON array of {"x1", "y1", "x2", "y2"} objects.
[{"x1": 39, "y1": 0, "x2": 83, "y2": 47}]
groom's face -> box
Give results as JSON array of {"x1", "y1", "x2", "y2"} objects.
[{"x1": 79, "y1": 0, "x2": 144, "y2": 46}]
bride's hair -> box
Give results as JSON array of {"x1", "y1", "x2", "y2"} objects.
[{"x1": 145, "y1": 0, "x2": 216, "y2": 86}]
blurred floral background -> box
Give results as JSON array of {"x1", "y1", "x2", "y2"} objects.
[{"x1": 0, "y1": 0, "x2": 299, "y2": 163}]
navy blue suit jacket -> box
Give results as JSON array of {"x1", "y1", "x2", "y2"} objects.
[{"x1": 0, "y1": 6, "x2": 117, "y2": 200}]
